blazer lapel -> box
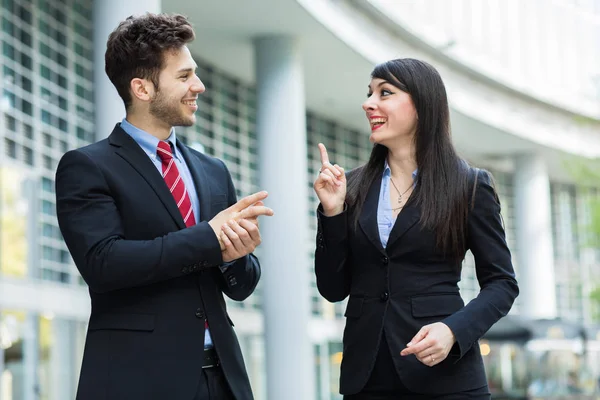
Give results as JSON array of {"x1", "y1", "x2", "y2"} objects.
[
  {"x1": 385, "y1": 196, "x2": 420, "y2": 250},
  {"x1": 359, "y1": 174, "x2": 386, "y2": 255},
  {"x1": 177, "y1": 143, "x2": 212, "y2": 221},
  {"x1": 109, "y1": 125, "x2": 186, "y2": 229}
]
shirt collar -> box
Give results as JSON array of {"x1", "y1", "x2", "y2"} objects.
[
  {"x1": 383, "y1": 160, "x2": 418, "y2": 179},
  {"x1": 120, "y1": 118, "x2": 178, "y2": 159}
]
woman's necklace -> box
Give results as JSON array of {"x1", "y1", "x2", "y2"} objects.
[{"x1": 389, "y1": 177, "x2": 413, "y2": 211}]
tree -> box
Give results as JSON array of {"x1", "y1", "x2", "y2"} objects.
[
  {"x1": 0, "y1": 166, "x2": 29, "y2": 278},
  {"x1": 568, "y1": 158, "x2": 600, "y2": 320}
]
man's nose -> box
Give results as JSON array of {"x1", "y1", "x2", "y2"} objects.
[{"x1": 191, "y1": 76, "x2": 205, "y2": 93}]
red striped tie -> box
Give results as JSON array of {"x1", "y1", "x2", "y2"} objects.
[{"x1": 156, "y1": 141, "x2": 196, "y2": 228}]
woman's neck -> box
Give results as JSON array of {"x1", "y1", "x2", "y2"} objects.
[{"x1": 386, "y1": 146, "x2": 417, "y2": 179}]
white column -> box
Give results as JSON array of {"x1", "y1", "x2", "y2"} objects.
[
  {"x1": 22, "y1": 178, "x2": 39, "y2": 400},
  {"x1": 0, "y1": 336, "x2": 4, "y2": 400},
  {"x1": 255, "y1": 36, "x2": 315, "y2": 400},
  {"x1": 514, "y1": 154, "x2": 557, "y2": 318},
  {"x1": 22, "y1": 315, "x2": 38, "y2": 400},
  {"x1": 93, "y1": 0, "x2": 161, "y2": 140},
  {"x1": 50, "y1": 319, "x2": 74, "y2": 400}
]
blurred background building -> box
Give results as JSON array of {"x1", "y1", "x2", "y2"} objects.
[{"x1": 0, "y1": 0, "x2": 599, "y2": 399}]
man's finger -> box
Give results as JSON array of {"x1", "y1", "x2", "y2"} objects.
[
  {"x1": 231, "y1": 191, "x2": 268, "y2": 212},
  {"x1": 222, "y1": 223, "x2": 243, "y2": 253},
  {"x1": 228, "y1": 220, "x2": 251, "y2": 246},
  {"x1": 318, "y1": 143, "x2": 329, "y2": 165},
  {"x1": 220, "y1": 231, "x2": 236, "y2": 253},
  {"x1": 240, "y1": 205, "x2": 274, "y2": 219},
  {"x1": 239, "y1": 219, "x2": 260, "y2": 242},
  {"x1": 243, "y1": 201, "x2": 264, "y2": 227}
]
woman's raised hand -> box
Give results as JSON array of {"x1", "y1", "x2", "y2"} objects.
[{"x1": 313, "y1": 143, "x2": 346, "y2": 216}]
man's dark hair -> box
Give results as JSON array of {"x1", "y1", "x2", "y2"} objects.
[{"x1": 105, "y1": 13, "x2": 195, "y2": 109}]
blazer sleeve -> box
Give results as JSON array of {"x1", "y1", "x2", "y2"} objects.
[
  {"x1": 442, "y1": 169, "x2": 519, "y2": 359},
  {"x1": 314, "y1": 204, "x2": 352, "y2": 303},
  {"x1": 215, "y1": 159, "x2": 261, "y2": 302},
  {"x1": 55, "y1": 149, "x2": 224, "y2": 294}
]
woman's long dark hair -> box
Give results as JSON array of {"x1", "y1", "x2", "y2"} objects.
[{"x1": 347, "y1": 58, "x2": 470, "y2": 262}]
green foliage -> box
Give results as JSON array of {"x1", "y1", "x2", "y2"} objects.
[{"x1": 564, "y1": 157, "x2": 600, "y2": 319}]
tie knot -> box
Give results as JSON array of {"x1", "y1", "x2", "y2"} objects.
[{"x1": 157, "y1": 141, "x2": 173, "y2": 162}]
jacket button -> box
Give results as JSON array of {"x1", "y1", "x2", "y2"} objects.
[
  {"x1": 195, "y1": 308, "x2": 204, "y2": 319},
  {"x1": 380, "y1": 291, "x2": 389, "y2": 302},
  {"x1": 381, "y1": 256, "x2": 389, "y2": 265}
]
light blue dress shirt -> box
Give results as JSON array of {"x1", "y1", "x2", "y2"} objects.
[
  {"x1": 120, "y1": 119, "x2": 214, "y2": 348},
  {"x1": 377, "y1": 162, "x2": 418, "y2": 248}
]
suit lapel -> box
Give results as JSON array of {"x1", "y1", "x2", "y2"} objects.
[
  {"x1": 177, "y1": 143, "x2": 212, "y2": 221},
  {"x1": 386, "y1": 196, "x2": 420, "y2": 250},
  {"x1": 109, "y1": 125, "x2": 186, "y2": 229},
  {"x1": 359, "y1": 174, "x2": 386, "y2": 255}
]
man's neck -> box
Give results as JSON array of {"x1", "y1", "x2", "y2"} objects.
[{"x1": 125, "y1": 112, "x2": 172, "y2": 141}]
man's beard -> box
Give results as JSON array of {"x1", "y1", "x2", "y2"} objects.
[{"x1": 149, "y1": 89, "x2": 194, "y2": 127}]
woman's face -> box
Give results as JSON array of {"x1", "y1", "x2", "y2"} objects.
[{"x1": 362, "y1": 78, "x2": 417, "y2": 147}]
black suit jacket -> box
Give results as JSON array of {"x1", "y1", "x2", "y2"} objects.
[
  {"x1": 315, "y1": 167, "x2": 519, "y2": 395},
  {"x1": 56, "y1": 124, "x2": 258, "y2": 400}
]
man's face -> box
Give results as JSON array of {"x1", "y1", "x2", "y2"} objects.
[{"x1": 149, "y1": 46, "x2": 205, "y2": 127}]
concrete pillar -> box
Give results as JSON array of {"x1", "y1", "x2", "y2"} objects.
[
  {"x1": 22, "y1": 315, "x2": 38, "y2": 400},
  {"x1": 50, "y1": 319, "x2": 74, "y2": 400},
  {"x1": 255, "y1": 36, "x2": 315, "y2": 400},
  {"x1": 23, "y1": 177, "x2": 39, "y2": 400},
  {"x1": 514, "y1": 154, "x2": 557, "y2": 318},
  {"x1": 93, "y1": 0, "x2": 161, "y2": 140},
  {"x1": 0, "y1": 333, "x2": 3, "y2": 400}
]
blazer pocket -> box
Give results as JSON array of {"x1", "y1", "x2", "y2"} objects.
[
  {"x1": 344, "y1": 296, "x2": 364, "y2": 318},
  {"x1": 88, "y1": 313, "x2": 155, "y2": 332},
  {"x1": 410, "y1": 293, "x2": 464, "y2": 318}
]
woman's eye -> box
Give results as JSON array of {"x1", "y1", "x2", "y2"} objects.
[{"x1": 381, "y1": 89, "x2": 392, "y2": 96}]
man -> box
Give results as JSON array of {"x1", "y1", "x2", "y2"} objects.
[{"x1": 55, "y1": 13, "x2": 273, "y2": 400}]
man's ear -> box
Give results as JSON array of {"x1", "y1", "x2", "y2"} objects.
[{"x1": 130, "y1": 78, "x2": 154, "y2": 102}]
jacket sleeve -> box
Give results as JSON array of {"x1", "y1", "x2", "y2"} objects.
[
  {"x1": 216, "y1": 159, "x2": 261, "y2": 302},
  {"x1": 442, "y1": 169, "x2": 519, "y2": 359},
  {"x1": 314, "y1": 204, "x2": 352, "y2": 303},
  {"x1": 55, "y1": 149, "x2": 224, "y2": 294}
]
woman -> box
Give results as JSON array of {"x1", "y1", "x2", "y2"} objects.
[{"x1": 313, "y1": 58, "x2": 519, "y2": 399}]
